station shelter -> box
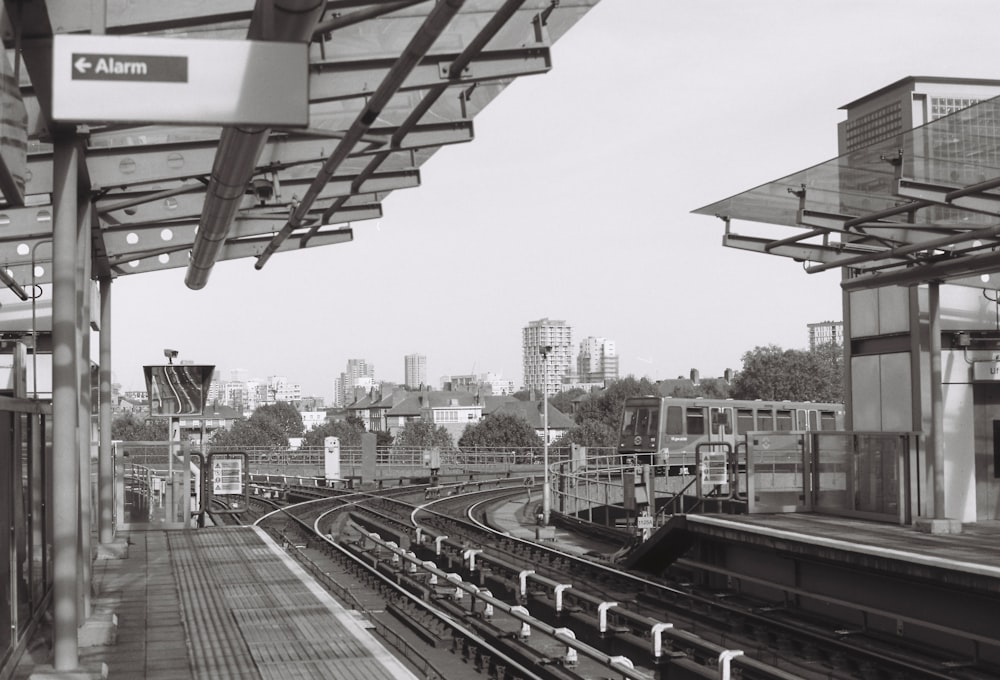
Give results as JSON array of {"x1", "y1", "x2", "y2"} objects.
[
  {"x1": 0, "y1": 1, "x2": 601, "y2": 677},
  {"x1": 695, "y1": 77, "x2": 1000, "y2": 528}
]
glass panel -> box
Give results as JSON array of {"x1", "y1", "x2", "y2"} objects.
[
  {"x1": 665, "y1": 406, "x2": 683, "y2": 435},
  {"x1": 820, "y1": 411, "x2": 837, "y2": 430},
  {"x1": 636, "y1": 407, "x2": 653, "y2": 437},
  {"x1": 692, "y1": 95, "x2": 1000, "y2": 284},
  {"x1": 711, "y1": 407, "x2": 732, "y2": 434},
  {"x1": 756, "y1": 409, "x2": 774, "y2": 431},
  {"x1": 736, "y1": 409, "x2": 754, "y2": 434},
  {"x1": 775, "y1": 410, "x2": 793, "y2": 431},
  {"x1": 686, "y1": 408, "x2": 705, "y2": 435},
  {"x1": 620, "y1": 406, "x2": 637, "y2": 434},
  {"x1": 0, "y1": 411, "x2": 12, "y2": 657},
  {"x1": 745, "y1": 432, "x2": 807, "y2": 513},
  {"x1": 813, "y1": 433, "x2": 850, "y2": 512},
  {"x1": 29, "y1": 414, "x2": 45, "y2": 608},
  {"x1": 15, "y1": 414, "x2": 28, "y2": 631},
  {"x1": 118, "y1": 440, "x2": 191, "y2": 530}
]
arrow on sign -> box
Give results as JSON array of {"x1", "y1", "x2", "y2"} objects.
[{"x1": 74, "y1": 57, "x2": 92, "y2": 74}]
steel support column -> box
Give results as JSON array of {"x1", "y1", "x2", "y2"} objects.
[
  {"x1": 929, "y1": 282, "x2": 945, "y2": 519},
  {"x1": 52, "y1": 134, "x2": 81, "y2": 670},
  {"x1": 77, "y1": 200, "x2": 93, "y2": 622},
  {"x1": 99, "y1": 276, "x2": 113, "y2": 544}
]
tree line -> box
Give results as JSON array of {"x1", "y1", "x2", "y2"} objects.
[{"x1": 112, "y1": 342, "x2": 843, "y2": 450}]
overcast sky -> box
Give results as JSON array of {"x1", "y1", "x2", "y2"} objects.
[{"x1": 109, "y1": 0, "x2": 1000, "y2": 399}]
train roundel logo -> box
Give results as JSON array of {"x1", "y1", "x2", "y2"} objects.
[{"x1": 634, "y1": 436, "x2": 642, "y2": 446}]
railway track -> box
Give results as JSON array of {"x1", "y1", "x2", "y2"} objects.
[{"x1": 241, "y1": 480, "x2": 998, "y2": 679}]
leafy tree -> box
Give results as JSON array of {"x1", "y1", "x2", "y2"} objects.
[
  {"x1": 375, "y1": 430, "x2": 394, "y2": 447},
  {"x1": 209, "y1": 418, "x2": 287, "y2": 448},
  {"x1": 458, "y1": 412, "x2": 540, "y2": 449},
  {"x1": 394, "y1": 420, "x2": 454, "y2": 449},
  {"x1": 730, "y1": 343, "x2": 843, "y2": 402},
  {"x1": 249, "y1": 402, "x2": 304, "y2": 439},
  {"x1": 573, "y1": 376, "x2": 659, "y2": 431},
  {"x1": 554, "y1": 418, "x2": 618, "y2": 449},
  {"x1": 301, "y1": 419, "x2": 365, "y2": 448},
  {"x1": 549, "y1": 387, "x2": 585, "y2": 417},
  {"x1": 111, "y1": 413, "x2": 169, "y2": 441}
]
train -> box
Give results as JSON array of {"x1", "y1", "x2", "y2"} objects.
[{"x1": 617, "y1": 395, "x2": 845, "y2": 471}]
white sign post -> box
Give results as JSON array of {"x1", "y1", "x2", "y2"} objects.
[
  {"x1": 52, "y1": 34, "x2": 308, "y2": 126},
  {"x1": 324, "y1": 436, "x2": 341, "y2": 483}
]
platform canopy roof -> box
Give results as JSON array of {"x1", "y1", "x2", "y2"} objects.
[
  {"x1": 0, "y1": 0, "x2": 598, "y2": 300},
  {"x1": 693, "y1": 94, "x2": 1000, "y2": 292}
]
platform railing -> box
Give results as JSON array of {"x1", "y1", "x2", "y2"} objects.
[
  {"x1": 552, "y1": 432, "x2": 922, "y2": 529},
  {"x1": 808, "y1": 431, "x2": 921, "y2": 524}
]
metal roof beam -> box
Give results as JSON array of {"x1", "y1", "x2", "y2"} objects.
[
  {"x1": 184, "y1": 0, "x2": 326, "y2": 291},
  {"x1": 841, "y1": 248, "x2": 1000, "y2": 291},
  {"x1": 304, "y1": 0, "x2": 530, "y2": 240},
  {"x1": 254, "y1": 0, "x2": 467, "y2": 268},
  {"x1": 722, "y1": 231, "x2": 881, "y2": 264},
  {"x1": 897, "y1": 177, "x2": 1000, "y2": 216}
]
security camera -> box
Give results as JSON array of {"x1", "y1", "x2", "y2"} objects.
[
  {"x1": 251, "y1": 178, "x2": 274, "y2": 202},
  {"x1": 164, "y1": 349, "x2": 178, "y2": 364}
]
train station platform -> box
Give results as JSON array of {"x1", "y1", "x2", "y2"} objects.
[
  {"x1": 486, "y1": 497, "x2": 626, "y2": 558},
  {"x1": 14, "y1": 527, "x2": 418, "y2": 680},
  {"x1": 681, "y1": 512, "x2": 1000, "y2": 589}
]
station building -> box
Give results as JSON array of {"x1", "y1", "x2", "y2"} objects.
[{"x1": 698, "y1": 76, "x2": 1000, "y2": 525}]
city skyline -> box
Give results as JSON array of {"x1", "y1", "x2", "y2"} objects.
[
  {"x1": 113, "y1": 314, "x2": 825, "y2": 402},
  {"x1": 109, "y1": 1, "x2": 999, "y2": 400}
]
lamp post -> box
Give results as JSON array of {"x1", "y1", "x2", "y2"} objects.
[{"x1": 540, "y1": 345, "x2": 552, "y2": 525}]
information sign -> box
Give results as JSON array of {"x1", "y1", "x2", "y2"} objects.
[
  {"x1": 212, "y1": 458, "x2": 243, "y2": 495},
  {"x1": 973, "y1": 360, "x2": 1000, "y2": 382},
  {"x1": 52, "y1": 34, "x2": 308, "y2": 126},
  {"x1": 700, "y1": 451, "x2": 729, "y2": 485}
]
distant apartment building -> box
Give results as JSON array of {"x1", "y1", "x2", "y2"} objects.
[
  {"x1": 300, "y1": 410, "x2": 328, "y2": 431},
  {"x1": 440, "y1": 374, "x2": 477, "y2": 391},
  {"x1": 522, "y1": 318, "x2": 573, "y2": 394},
  {"x1": 267, "y1": 375, "x2": 301, "y2": 404},
  {"x1": 404, "y1": 353, "x2": 426, "y2": 389},
  {"x1": 335, "y1": 358, "x2": 375, "y2": 406},
  {"x1": 481, "y1": 372, "x2": 515, "y2": 396},
  {"x1": 577, "y1": 336, "x2": 618, "y2": 385},
  {"x1": 808, "y1": 320, "x2": 844, "y2": 350},
  {"x1": 838, "y1": 76, "x2": 1000, "y2": 154}
]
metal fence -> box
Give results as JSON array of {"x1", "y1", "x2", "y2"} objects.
[{"x1": 552, "y1": 432, "x2": 922, "y2": 527}]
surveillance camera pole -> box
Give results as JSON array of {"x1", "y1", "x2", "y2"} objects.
[{"x1": 540, "y1": 345, "x2": 551, "y2": 526}]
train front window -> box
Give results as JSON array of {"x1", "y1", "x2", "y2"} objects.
[
  {"x1": 621, "y1": 407, "x2": 638, "y2": 434},
  {"x1": 686, "y1": 407, "x2": 706, "y2": 435},
  {"x1": 636, "y1": 407, "x2": 656, "y2": 436},
  {"x1": 820, "y1": 411, "x2": 838, "y2": 430}
]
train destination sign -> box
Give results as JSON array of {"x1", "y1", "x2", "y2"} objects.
[{"x1": 52, "y1": 34, "x2": 308, "y2": 126}]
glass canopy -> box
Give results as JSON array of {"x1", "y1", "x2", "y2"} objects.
[
  {"x1": 0, "y1": 0, "x2": 599, "y2": 294},
  {"x1": 693, "y1": 93, "x2": 1000, "y2": 290}
]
